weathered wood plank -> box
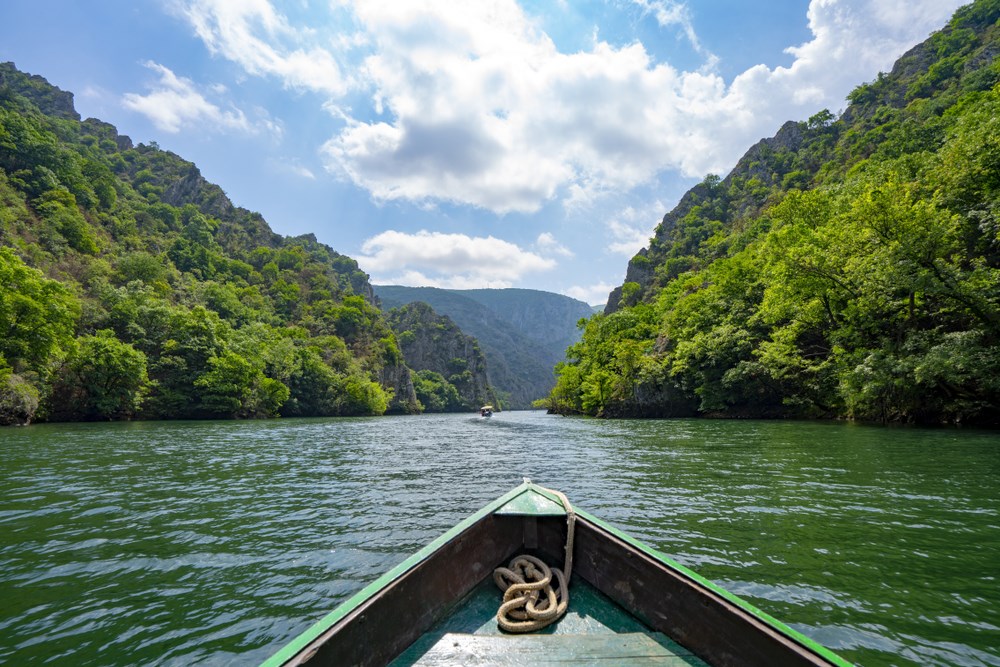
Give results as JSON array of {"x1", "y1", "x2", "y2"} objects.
[
  {"x1": 569, "y1": 517, "x2": 838, "y2": 667},
  {"x1": 405, "y1": 632, "x2": 708, "y2": 666},
  {"x1": 289, "y1": 514, "x2": 523, "y2": 666}
]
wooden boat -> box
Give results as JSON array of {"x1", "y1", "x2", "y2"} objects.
[{"x1": 262, "y1": 481, "x2": 851, "y2": 666}]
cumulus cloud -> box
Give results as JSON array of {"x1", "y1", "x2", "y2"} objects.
[
  {"x1": 564, "y1": 282, "x2": 616, "y2": 307},
  {"x1": 358, "y1": 229, "x2": 556, "y2": 287},
  {"x1": 605, "y1": 201, "x2": 667, "y2": 256},
  {"x1": 323, "y1": 0, "x2": 963, "y2": 213},
  {"x1": 122, "y1": 61, "x2": 254, "y2": 133},
  {"x1": 536, "y1": 232, "x2": 573, "y2": 257},
  {"x1": 175, "y1": 0, "x2": 966, "y2": 214},
  {"x1": 321, "y1": 3, "x2": 686, "y2": 213},
  {"x1": 174, "y1": 0, "x2": 349, "y2": 95}
]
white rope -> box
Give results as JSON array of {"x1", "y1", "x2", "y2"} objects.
[{"x1": 493, "y1": 486, "x2": 576, "y2": 633}]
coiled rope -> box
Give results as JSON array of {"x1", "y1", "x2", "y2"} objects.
[{"x1": 493, "y1": 487, "x2": 575, "y2": 633}]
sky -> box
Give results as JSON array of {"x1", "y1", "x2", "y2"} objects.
[{"x1": 0, "y1": 1, "x2": 968, "y2": 306}]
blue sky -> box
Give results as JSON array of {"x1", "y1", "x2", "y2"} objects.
[{"x1": 1, "y1": 1, "x2": 967, "y2": 305}]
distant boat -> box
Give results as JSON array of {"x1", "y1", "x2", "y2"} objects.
[
  {"x1": 261, "y1": 481, "x2": 851, "y2": 666},
  {"x1": 479, "y1": 405, "x2": 494, "y2": 417}
]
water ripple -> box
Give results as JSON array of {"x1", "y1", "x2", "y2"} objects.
[{"x1": 1, "y1": 413, "x2": 998, "y2": 666}]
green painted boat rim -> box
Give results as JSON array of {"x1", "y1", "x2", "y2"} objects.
[
  {"x1": 556, "y1": 497, "x2": 853, "y2": 666},
  {"x1": 259, "y1": 481, "x2": 852, "y2": 667},
  {"x1": 260, "y1": 483, "x2": 531, "y2": 666}
]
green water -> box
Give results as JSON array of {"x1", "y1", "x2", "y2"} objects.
[{"x1": 1, "y1": 412, "x2": 997, "y2": 666}]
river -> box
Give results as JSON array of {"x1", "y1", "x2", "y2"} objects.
[{"x1": 1, "y1": 411, "x2": 997, "y2": 666}]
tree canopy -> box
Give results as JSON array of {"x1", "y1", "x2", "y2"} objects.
[
  {"x1": 0, "y1": 61, "x2": 414, "y2": 424},
  {"x1": 546, "y1": 0, "x2": 1000, "y2": 426}
]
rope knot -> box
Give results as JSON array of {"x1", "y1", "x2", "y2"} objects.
[
  {"x1": 493, "y1": 555, "x2": 568, "y2": 632},
  {"x1": 493, "y1": 487, "x2": 576, "y2": 634}
]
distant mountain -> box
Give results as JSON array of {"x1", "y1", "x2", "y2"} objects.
[{"x1": 374, "y1": 286, "x2": 593, "y2": 408}]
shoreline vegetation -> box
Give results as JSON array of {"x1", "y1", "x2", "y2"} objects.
[
  {"x1": 3, "y1": 0, "x2": 1000, "y2": 428},
  {"x1": 0, "y1": 61, "x2": 490, "y2": 426},
  {"x1": 540, "y1": 0, "x2": 1000, "y2": 427}
]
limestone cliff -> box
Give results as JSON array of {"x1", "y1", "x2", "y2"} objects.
[
  {"x1": 387, "y1": 302, "x2": 497, "y2": 411},
  {"x1": 606, "y1": 120, "x2": 808, "y2": 314}
]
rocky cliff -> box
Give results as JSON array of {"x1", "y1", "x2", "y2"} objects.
[{"x1": 386, "y1": 302, "x2": 497, "y2": 411}]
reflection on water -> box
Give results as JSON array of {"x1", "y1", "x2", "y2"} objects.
[{"x1": 1, "y1": 413, "x2": 998, "y2": 666}]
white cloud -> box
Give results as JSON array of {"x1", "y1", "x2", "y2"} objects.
[
  {"x1": 175, "y1": 0, "x2": 349, "y2": 95},
  {"x1": 630, "y1": 0, "x2": 718, "y2": 69},
  {"x1": 323, "y1": 0, "x2": 964, "y2": 213},
  {"x1": 358, "y1": 229, "x2": 556, "y2": 287},
  {"x1": 79, "y1": 85, "x2": 108, "y2": 101},
  {"x1": 608, "y1": 220, "x2": 653, "y2": 257},
  {"x1": 536, "y1": 232, "x2": 573, "y2": 257},
  {"x1": 564, "y1": 282, "x2": 615, "y2": 307},
  {"x1": 174, "y1": 0, "x2": 967, "y2": 214},
  {"x1": 254, "y1": 107, "x2": 285, "y2": 139},
  {"x1": 606, "y1": 201, "x2": 666, "y2": 256},
  {"x1": 122, "y1": 61, "x2": 253, "y2": 133},
  {"x1": 270, "y1": 158, "x2": 316, "y2": 180},
  {"x1": 320, "y1": 4, "x2": 687, "y2": 213}
]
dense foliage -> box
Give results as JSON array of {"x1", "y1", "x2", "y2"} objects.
[
  {"x1": 0, "y1": 62, "x2": 417, "y2": 424},
  {"x1": 547, "y1": 0, "x2": 1000, "y2": 425}
]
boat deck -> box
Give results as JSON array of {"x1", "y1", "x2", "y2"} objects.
[{"x1": 392, "y1": 576, "x2": 710, "y2": 666}]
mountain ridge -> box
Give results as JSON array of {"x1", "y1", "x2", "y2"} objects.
[
  {"x1": 374, "y1": 285, "x2": 592, "y2": 408},
  {"x1": 607, "y1": 1, "x2": 1000, "y2": 314},
  {"x1": 386, "y1": 301, "x2": 498, "y2": 412},
  {"x1": 553, "y1": 0, "x2": 1000, "y2": 425},
  {"x1": 0, "y1": 61, "x2": 422, "y2": 423}
]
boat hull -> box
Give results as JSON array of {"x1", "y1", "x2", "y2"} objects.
[{"x1": 262, "y1": 483, "x2": 850, "y2": 667}]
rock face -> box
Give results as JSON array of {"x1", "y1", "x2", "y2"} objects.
[
  {"x1": 460, "y1": 288, "x2": 593, "y2": 359},
  {"x1": 387, "y1": 302, "x2": 497, "y2": 411},
  {"x1": 606, "y1": 120, "x2": 810, "y2": 314},
  {"x1": 0, "y1": 62, "x2": 79, "y2": 120},
  {"x1": 379, "y1": 360, "x2": 419, "y2": 415}
]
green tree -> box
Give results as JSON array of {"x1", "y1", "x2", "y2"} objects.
[
  {"x1": 281, "y1": 346, "x2": 341, "y2": 417},
  {"x1": 412, "y1": 369, "x2": 463, "y2": 412},
  {"x1": 47, "y1": 330, "x2": 150, "y2": 420},
  {"x1": 114, "y1": 251, "x2": 170, "y2": 287},
  {"x1": 195, "y1": 351, "x2": 289, "y2": 419},
  {"x1": 34, "y1": 187, "x2": 99, "y2": 254},
  {"x1": 0, "y1": 363, "x2": 40, "y2": 425},
  {"x1": 144, "y1": 306, "x2": 231, "y2": 418},
  {"x1": 0, "y1": 247, "x2": 79, "y2": 373},
  {"x1": 334, "y1": 372, "x2": 389, "y2": 416}
]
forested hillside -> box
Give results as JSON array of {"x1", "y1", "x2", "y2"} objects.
[
  {"x1": 386, "y1": 302, "x2": 498, "y2": 412},
  {"x1": 375, "y1": 286, "x2": 592, "y2": 408},
  {"x1": 0, "y1": 62, "x2": 420, "y2": 425},
  {"x1": 548, "y1": 0, "x2": 1000, "y2": 425}
]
